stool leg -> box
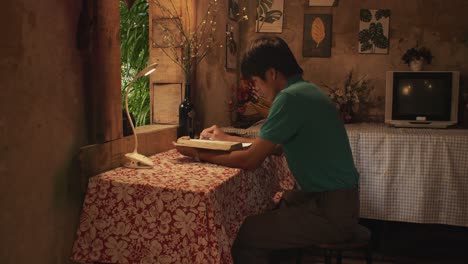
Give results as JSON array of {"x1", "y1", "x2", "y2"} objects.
[
  {"x1": 336, "y1": 250, "x2": 342, "y2": 264},
  {"x1": 365, "y1": 246, "x2": 373, "y2": 264},
  {"x1": 324, "y1": 249, "x2": 332, "y2": 264}
]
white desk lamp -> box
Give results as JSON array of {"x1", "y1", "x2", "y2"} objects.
[{"x1": 124, "y1": 62, "x2": 158, "y2": 169}]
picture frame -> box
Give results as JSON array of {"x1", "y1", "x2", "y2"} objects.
[
  {"x1": 226, "y1": 22, "x2": 239, "y2": 71},
  {"x1": 358, "y1": 9, "x2": 391, "y2": 54},
  {"x1": 256, "y1": 0, "x2": 284, "y2": 33},
  {"x1": 303, "y1": 14, "x2": 333, "y2": 57},
  {"x1": 228, "y1": 0, "x2": 240, "y2": 21},
  {"x1": 308, "y1": 0, "x2": 339, "y2": 6},
  {"x1": 151, "y1": 82, "x2": 182, "y2": 124}
]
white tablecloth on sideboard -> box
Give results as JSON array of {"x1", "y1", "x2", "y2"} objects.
[{"x1": 222, "y1": 123, "x2": 468, "y2": 227}]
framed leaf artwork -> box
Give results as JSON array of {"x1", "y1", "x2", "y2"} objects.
[
  {"x1": 303, "y1": 14, "x2": 332, "y2": 57},
  {"x1": 358, "y1": 9, "x2": 391, "y2": 54},
  {"x1": 308, "y1": 0, "x2": 339, "y2": 6},
  {"x1": 256, "y1": 0, "x2": 284, "y2": 33},
  {"x1": 226, "y1": 22, "x2": 239, "y2": 71}
]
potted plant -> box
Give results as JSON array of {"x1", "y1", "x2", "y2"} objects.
[{"x1": 402, "y1": 46, "x2": 433, "y2": 71}]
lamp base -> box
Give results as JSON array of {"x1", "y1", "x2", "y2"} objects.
[{"x1": 124, "y1": 152, "x2": 154, "y2": 169}]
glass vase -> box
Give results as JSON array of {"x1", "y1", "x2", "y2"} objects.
[{"x1": 178, "y1": 83, "x2": 195, "y2": 138}]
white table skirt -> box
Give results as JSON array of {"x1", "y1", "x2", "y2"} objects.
[{"x1": 223, "y1": 123, "x2": 468, "y2": 227}]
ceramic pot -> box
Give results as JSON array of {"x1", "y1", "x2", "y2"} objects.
[{"x1": 409, "y1": 59, "x2": 424, "y2": 71}]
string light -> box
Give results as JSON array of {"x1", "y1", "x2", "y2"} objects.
[{"x1": 151, "y1": 0, "x2": 223, "y2": 81}]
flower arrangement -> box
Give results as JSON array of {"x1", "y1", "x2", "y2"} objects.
[
  {"x1": 227, "y1": 79, "x2": 259, "y2": 113},
  {"x1": 323, "y1": 71, "x2": 372, "y2": 123},
  {"x1": 401, "y1": 46, "x2": 433, "y2": 65}
]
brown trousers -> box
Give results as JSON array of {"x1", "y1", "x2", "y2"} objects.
[{"x1": 231, "y1": 188, "x2": 360, "y2": 264}]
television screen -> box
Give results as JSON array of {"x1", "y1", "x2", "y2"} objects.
[{"x1": 392, "y1": 72, "x2": 452, "y2": 121}]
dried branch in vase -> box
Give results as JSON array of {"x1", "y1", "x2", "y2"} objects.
[
  {"x1": 151, "y1": 0, "x2": 247, "y2": 82},
  {"x1": 151, "y1": 0, "x2": 217, "y2": 82}
]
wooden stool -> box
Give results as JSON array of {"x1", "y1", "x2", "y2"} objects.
[{"x1": 296, "y1": 224, "x2": 372, "y2": 264}]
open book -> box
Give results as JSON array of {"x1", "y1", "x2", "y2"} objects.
[{"x1": 175, "y1": 138, "x2": 251, "y2": 151}]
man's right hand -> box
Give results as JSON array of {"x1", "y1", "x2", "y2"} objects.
[{"x1": 200, "y1": 125, "x2": 229, "y2": 141}]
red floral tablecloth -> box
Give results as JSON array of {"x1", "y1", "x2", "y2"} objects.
[{"x1": 71, "y1": 149, "x2": 294, "y2": 264}]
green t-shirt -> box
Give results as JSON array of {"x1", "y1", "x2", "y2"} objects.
[{"x1": 259, "y1": 75, "x2": 359, "y2": 192}]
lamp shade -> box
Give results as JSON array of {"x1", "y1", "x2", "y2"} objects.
[
  {"x1": 124, "y1": 62, "x2": 158, "y2": 168},
  {"x1": 135, "y1": 63, "x2": 158, "y2": 79}
]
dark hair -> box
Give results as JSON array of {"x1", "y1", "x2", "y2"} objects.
[{"x1": 241, "y1": 36, "x2": 303, "y2": 80}]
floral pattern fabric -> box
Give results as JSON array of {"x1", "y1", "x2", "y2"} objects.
[{"x1": 71, "y1": 150, "x2": 294, "y2": 264}]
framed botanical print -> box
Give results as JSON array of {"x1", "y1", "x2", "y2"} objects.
[
  {"x1": 256, "y1": 0, "x2": 284, "y2": 33},
  {"x1": 358, "y1": 9, "x2": 391, "y2": 54},
  {"x1": 226, "y1": 22, "x2": 239, "y2": 71},
  {"x1": 303, "y1": 14, "x2": 333, "y2": 57},
  {"x1": 309, "y1": 0, "x2": 339, "y2": 6}
]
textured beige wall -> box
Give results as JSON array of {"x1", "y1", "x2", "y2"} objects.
[
  {"x1": 0, "y1": 0, "x2": 467, "y2": 263},
  {"x1": 198, "y1": 0, "x2": 468, "y2": 125},
  {"x1": 0, "y1": 1, "x2": 87, "y2": 263}
]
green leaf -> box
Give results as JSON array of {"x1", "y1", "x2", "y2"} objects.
[
  {"x1": 260, "y1": 10, "x2": 283, "y2": 23},
  {"x1": 358, "y1": 29, "x2": 371, "y2": 43},
  {"x1": 374, "y1": 34, "x2": 389, "y2": 49},
  {"x1": 360, "y1": 41, "x2": 373, "y2": 52},
  {"x1": 368, "y1": 23, "x2": 378, "y2": 38},
  {"x1": 375, "y1": 22, "x2": 384, "y2": 36},
  {"x1": 360, "y1": 9, "x2": 372, "y2": 22},
  {"x1": 375, "y1": 9, "x2": 391, "y2": 20},
  {"x1": 257, "y1": 2, "x2": 268, "y2": 19},
  {"x1": 260, "y1": 0, "x2": 273, "y2": 9},
  {"x1": 257, "y1": 0, "x2": 277, "y2": 22}
]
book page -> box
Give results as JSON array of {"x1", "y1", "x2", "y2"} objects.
[
  {"x1": 242, "y1": 143, "x2": 252, "y2": 148},
  {"x1": 185, "y1": 139, "x2": 251, "y2": 148}
]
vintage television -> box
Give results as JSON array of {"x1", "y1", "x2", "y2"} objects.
[{"x1": 385, "y1": 71, "x2": 460, "y2": 128}]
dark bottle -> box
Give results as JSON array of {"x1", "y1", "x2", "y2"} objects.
[{"x1": 178, "y1": 83, "x2": 195, "y2": 138}]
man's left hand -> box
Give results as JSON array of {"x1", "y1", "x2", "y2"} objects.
[{"x1": 174, "y1": 144, "x2": 200, "y2": 161}]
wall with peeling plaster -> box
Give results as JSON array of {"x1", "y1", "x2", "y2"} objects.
[
  {"x1": 0, "y1": 1, "x2": 87, "y2": 263},
  {"x1": 199, "y1": 0, "x2": 468, "y2": 127}
]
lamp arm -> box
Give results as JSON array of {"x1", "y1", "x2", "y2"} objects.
[{"x1": 124, "y1": 79, "x2": 138, "y2": 154}]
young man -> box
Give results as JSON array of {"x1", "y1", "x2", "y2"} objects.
[{"x1": 175, "y1": 36, "x2": 359, "y2": 264}]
